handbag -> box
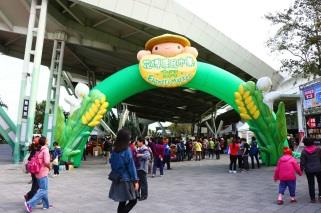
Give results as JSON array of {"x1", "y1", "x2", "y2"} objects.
[
  {"x1": 52, "y1": 157, "x2": 59, "y2": 166},
  {"x1": 108, "y1": 170, "x2": 121, "y2": 183}
]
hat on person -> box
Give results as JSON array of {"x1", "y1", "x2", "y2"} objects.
[
  {"x1": 283, "y1": 147, "x2": 292, "y2": 155},
  {"x1": 145, "y1": 34, "x2": 191, "y2": 51}
]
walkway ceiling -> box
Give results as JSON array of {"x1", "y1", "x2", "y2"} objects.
[{"x1": 0, "y1": 0, "x2": 262, "y2": 123}]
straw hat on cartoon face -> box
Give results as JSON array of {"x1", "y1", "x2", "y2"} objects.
[{"x1": 137, "y1": 34, "x2": 198, "y2": 61}]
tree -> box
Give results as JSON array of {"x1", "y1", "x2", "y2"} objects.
[
  {"x1": 168, "y1": 123, "x2": 192, "y2": 137},
  {"x1": 265, "y1": 0, "x2": 321, "y2": 77},
  {"x1": 34, "y1": 100, "x2": 46, "y2": 134}
]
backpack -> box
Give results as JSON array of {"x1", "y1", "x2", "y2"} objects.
[
  {"x1": 27, "y1": 151, "x2": 41, "y2": 174},
  {"x1": 250, "y1": 142, "x2": 259, "y2": 155},
  {"x1": 164, "y1": 145, "x2": 170, "y2": 156},
  {"x1": 53, "y1": 147, "x2": 62, "y2": 160}
]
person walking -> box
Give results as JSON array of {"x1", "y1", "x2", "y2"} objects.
[
  {"x1": 194, "y1": 140, "x2": 202, "y2": 161},
  {"x1": 208, "y1": 138, "x2": 215, "y2": 159},
  {"x1": 103, "y1": 137, "x2": 113, "y2": 163},
  {"x1": 163, "y1": 138, "x2": 171, "y2": 170},
  {"x1": 109, "y1": 128, "x2": 139, "y2": 213},
  {"x1": 186, "y1": 139, "x2": 193, "y2": 161},
  {"x1": 146, "y1": 139, "x2": 154, "y2": 175},
  {"x1": 274, "y1": 147, "x2": 302, "y2": 205},
  {"x1": 24, "y1": 136, "x2": 40, "y2": 202},
  {"x1": 236, "y1": 137, "x2": 243, "y2": 171},
  {"x1": 249, "y1": 137, "x2": 260, "y2": 169},
  {"x1": 214, "y1": 138, "x2": 221, "y2": 160},
  {"x1": 228, "y1": 139, "x2": 240, "y2": 173},
  {"x1": 300, "y1": 138, "x2": 321, "y2": 203},
  {"x1": 176, "y1": 139, "x2": 185, "y2": 162},
  {"x1": 52, "y1": 142, "x2": 62, "y2": 177},
  {"x1": 202, "y1": 138, "x2": 208, "y2": 159},
  {"x1": 136, "y1": 138, "x2": 150, "y2": 201},
  {"x1": 152, "y1": 139, "x2": 165, "y2": 177},
  {"x1": 24, "y1": 136, "x2": 52, "y2": 212},
  {"x1": 241, "y1": 138, "x2": 250, "y2": 171}
]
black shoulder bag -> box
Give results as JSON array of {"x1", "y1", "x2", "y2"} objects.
[{"x1": 108, "y1": 170, "x2": 121, "y2": 183}]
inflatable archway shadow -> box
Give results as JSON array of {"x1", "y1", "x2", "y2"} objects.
[{"x1": 94, "y1": 62, "x2": 243, "y2": 111}]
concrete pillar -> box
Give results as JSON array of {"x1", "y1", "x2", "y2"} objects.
[
  {"x1": 15, "y1": 0, "x2": 48, "y2": 162},
  {"x1": 296, "y1": 97, "x2": 304, "y2": 134},
  {"x1": 43, "y1": 32, "x2": 66, "y2": 146}
]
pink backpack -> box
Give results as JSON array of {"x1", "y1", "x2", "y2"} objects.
[{"x1": 27, "y1": 151, "x2": 41, "y2": 174}]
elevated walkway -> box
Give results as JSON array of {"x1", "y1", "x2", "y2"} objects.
[{"x1": 0, "y1": 107, "x2": 16, "y2": 150}]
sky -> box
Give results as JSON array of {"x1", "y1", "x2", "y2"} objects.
[
  {"x1": 176, "y1": 0, "x2": 294, "y2": 70},
  {"x1": 0, "y1": 0, "x2": 294, "y2": 128}
]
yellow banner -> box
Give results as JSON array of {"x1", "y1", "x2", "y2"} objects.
[{"x1": 139, "y1": 53, "x2": 197, "y2": 88}]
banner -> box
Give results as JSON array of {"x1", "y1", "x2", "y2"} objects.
[
  {"x1": 302, "y1": 81, "x2": 321, "y2": 111},
  {"x1": 305, "y1": 114, "x2": 321, "y2": 139},
  {"x1": 139, "y1": 53, "x2": 197, "y2": 88}
]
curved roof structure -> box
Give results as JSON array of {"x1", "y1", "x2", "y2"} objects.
[{"x1": 0, "y1": 0, "x2": 284, "y2": 122}]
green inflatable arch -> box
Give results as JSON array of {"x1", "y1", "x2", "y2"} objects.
[
  {"x1": 57, "y1": 61, "x2": 289, "y2": 167},
  {"x1": 94, "y1": 62, "x2": 242, "y2": 111}
]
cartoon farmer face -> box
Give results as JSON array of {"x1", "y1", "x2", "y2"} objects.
[
  {"x1": 137, "y1": 34, "x2": 198, "y2": 61},
  {"x1": 151, "y1": 42, "x2": 184, "y2": 57}
]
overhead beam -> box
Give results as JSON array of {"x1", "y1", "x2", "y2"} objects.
[
  {"x1": 127, "y1": 102, "x2": 196, "y2": 118},
  {"x1": 56, "y1": 0, "x2": 84, "y2": 25},
  {"x1": 120, "y1": 30, "x2": 139, "y2": 39},
  {"x1": 135, "y1": 113, "x2": 192, "y2": 123},
  {"x1": 4, "y1": 35, "x2": 23, "y2": 46},
  {"x1": 77, "y1": 46, "x2": 135, "y2": 65},
  {"x1": 130, "y1": 107, "x2": 195, "y2": 123},
  {"x1": 127, "y1": 92, "x2": 194, "y2": 108},
  {"x1": 66, "y1": 45, "x2": 91, "y2": 70},
  {"x1": 0, "y1": 43, "x2": 6, "y2": 53},
  {"x1": 0, "y1": 10, "x2": 13, "y2": 30},
  {"x1": 157, "y1": 89, "x2": 214, "y2": 106},
  {"x1": 88, "y1": 8, "x2": 154, "y2": 38},
  {"x1": 93, "y1": 17, "x2": 111, "y2": 28},
  {"x1": 48, "y1": 4, "x2": 142, "y2": 52},
  {"x1": 62, "y1": 2, "x2": 77, "y2": 14},
  {"x1": 19, "y1": 0, "x2": 31, "y2": 12}
]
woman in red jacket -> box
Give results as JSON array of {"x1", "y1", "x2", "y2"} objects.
[
  {"x1": 229, "y1": 139, "x2": 240, "y2": 174},
  {"x1": 274, "y1": 147, "x2": 302, "y2": 205}
]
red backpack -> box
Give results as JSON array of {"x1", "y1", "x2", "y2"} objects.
[{"x1": 27, "y1": 151, "x2": 41, "y2": 174}]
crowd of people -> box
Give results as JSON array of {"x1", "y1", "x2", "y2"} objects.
[
  {"x1": 107, "y1": 132, "x2": 234, "y2": 212},
  {"x1": 228, "y1": 136, "x2": 260, "y2": 174},
  {"x1": 22, "y1": 130, "x2": 321, "y2": 212}
]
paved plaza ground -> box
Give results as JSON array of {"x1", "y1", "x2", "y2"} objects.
[{"x1": 1, "y1": 148, "x2": 321, "y2": 213}]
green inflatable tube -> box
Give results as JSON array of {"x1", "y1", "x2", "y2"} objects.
[
  {"x1": 94, "y1": 62, "x2": 243, "y2": 111},
  {"x1": 60, "y1": 61, "x2": 287, "y2": 166}
]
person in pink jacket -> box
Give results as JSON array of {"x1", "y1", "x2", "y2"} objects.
[
  {"x1": 274, "y1": 147, "x2": 302, "y2": 205},
  {"x1": 24, "y1": 136, "x2": 52, "y2": 212}
]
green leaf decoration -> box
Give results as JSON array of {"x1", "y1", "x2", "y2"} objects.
[
  {"x1": 54, "y1": 107, "x2": 65, "y2": 146},
  {"x1": 57, "y1": 89, "x2": 108, "y2": 167},
  {"x1": 276, "y1": 102, "x2": 287, "y2": 143}
]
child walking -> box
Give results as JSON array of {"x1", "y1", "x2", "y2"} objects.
[{"x1": 274, "y1": 147, "x2": 302, "y2": 205}]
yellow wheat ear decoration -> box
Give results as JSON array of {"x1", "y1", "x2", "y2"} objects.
[
  {"x1": 82, "y1": 97, "x2": 109, "y2": 127},
  {"x1": 234, "y1": 84, "x2": 261, "y2": 121}
]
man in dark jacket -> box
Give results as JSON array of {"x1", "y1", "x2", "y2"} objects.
[
  {"x1": 300, "y1": 138, "x2": 321, "y2": 203},
  {"x1": 250, "y1": 137, "x2": 260, "y2": 169},
  {"x1": 103, "y1": 137, "x2": 113, "y2": 163},
  {"x1": 136, "y1": 138, "x2": 151, "y2": 200}
]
